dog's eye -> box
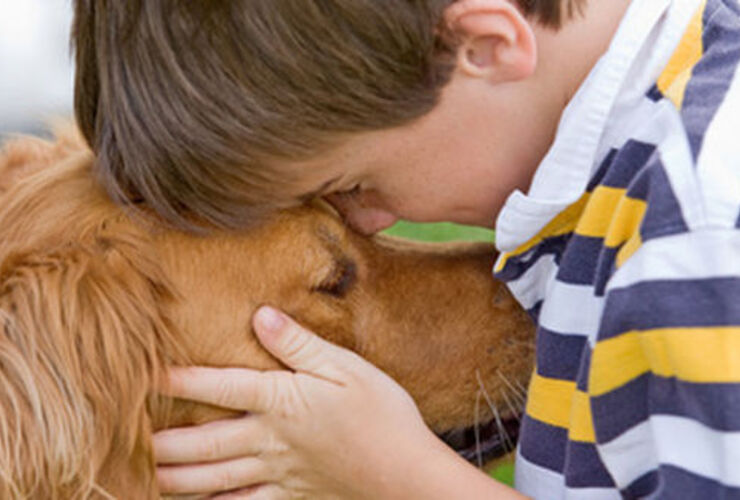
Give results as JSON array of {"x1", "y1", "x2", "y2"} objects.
[{"x1": 315, "y1": 259, "x2": 356, "y2": 298}]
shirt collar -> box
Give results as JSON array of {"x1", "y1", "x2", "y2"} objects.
[{"x1": 495, "y1": 0, "x2": 675, "y2": 252}]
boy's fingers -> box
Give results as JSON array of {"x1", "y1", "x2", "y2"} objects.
[
  {"x1": 253, "y1": 306, "x2": 364, "y2": 381},
  {"x1": 156, "y1": 456, "x2": 272, "y2": 495},
  {"x1": 153, "y1": 414, "x2": 263, "y2": 464},
  {"x1": 164, "y1": 366, "x2": 277, "y2": 413},
  {"x1": 210, "y1": 484, "x2": 283, "y2": 499}
]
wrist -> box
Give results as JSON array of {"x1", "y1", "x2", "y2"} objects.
[{"x1": 373, "y1": 433, "x2": 525, "y2": 500}]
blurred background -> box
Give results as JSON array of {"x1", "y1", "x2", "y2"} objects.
[{"x1": 0, "y1": 0, "x2": 74, "y2": 138}]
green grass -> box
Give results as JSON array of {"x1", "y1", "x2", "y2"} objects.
[
  {"x1": 489, "y1": 462, "x2": 515, "y2": 486},
  {"x1": 382, "y1": 220, "x2": 495, "y2": 243},
  {"x1": 384, "y1": 221, "x2": 514, "y2": 486}
]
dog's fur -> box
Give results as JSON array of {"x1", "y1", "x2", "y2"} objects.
[{"x1": 0, "y1": 129, "x2": 534, "y2": 498}]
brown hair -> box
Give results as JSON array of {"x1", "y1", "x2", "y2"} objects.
[{"x1": 72, "y1": 0, "x2": 584, "y2": 232}]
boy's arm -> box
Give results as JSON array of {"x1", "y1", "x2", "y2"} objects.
[{"x1": 591, "y1": 228, "x2": 740, "y2": 496}]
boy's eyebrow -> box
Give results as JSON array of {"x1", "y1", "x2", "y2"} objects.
[{"x1": 299, "y1": 176, "x2": 341, "y2": 203}]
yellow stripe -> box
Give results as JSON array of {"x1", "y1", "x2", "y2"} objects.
[
  {"x1": 526, "y1": 373, "x2": 597, "y2": 443},
  {"x1": 575, "y1": 186, "x2": 626, "y2": 238},
  {"x1": 569, "y1": 390, "x2": 596, "y2": 443},
  {"x1": 495, "y1": 193, "x2": 589, "y2": 273},
  {"x1": 616, "y1": 230, "x2": 643, "y2": 268},
  {"x1": 590, "y1": 327, "x2": 740, "y2": 396},
  {"x1": 603, "y1": 196, "x2": 647, "y2": 248},
  {"x1": 526, "y1": 372, "x2": 576, "y2": 430},
  {"x1": 589, "y1": 333, "x2": 649, "y2": 396},
  {"x1": 656, "y1": 0, "x2": 707, "y2": 109}
]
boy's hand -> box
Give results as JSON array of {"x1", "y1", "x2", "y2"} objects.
[{"x1": 153, "y1": 306, "x2": 446, "y2": 499}]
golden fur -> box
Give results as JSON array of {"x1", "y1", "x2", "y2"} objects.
[{"x1": 0, "y1": 129, "x2": 534, "y2": 498}]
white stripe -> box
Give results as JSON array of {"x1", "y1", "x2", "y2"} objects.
[
  {"x1": 515, "y1": 448, "x2": 566, "y2": 500},
  {"x1": 538, "y1": 282, "x2": 604, "y2": 342},
  {"x1": 599, "y1": 415, "x2": 740, "y2": 488},
  {"x1": 621, "y1": 99, "x2": 707, "y2": 229},
  {"x1": 515, "y1": 449, "x2": 621, "y2": 500},
  {"x1": 498, "y1": 253, "x2": 558, "y2": 311},
  {"x1": 607, "y1": 229, "x2": 740, "y2": 291},
  {"x1": 564, "y1": 486, "x2": 621, "y2": 500},
  {"x1": 597, "y1": 421, "x2": 660, "y2": 489},
  {"x1": 696, "y1": 63, "x2": 740, "y2": 227}
]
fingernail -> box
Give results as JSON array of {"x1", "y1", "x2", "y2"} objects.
[{"x1": 256, "y1": 306, "x2": 285, "y2": 333}]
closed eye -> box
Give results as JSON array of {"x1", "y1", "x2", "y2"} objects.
[
  {"x1": 335, "y1": 184, "x2": 361, "y2": 198},
  {"x1": 315, "y1": 259, "x2": 357, "y2": 298}
]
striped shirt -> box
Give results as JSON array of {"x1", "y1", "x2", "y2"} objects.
[{"x1": 493, "y1": 0, "x2": 740, "y2": 498}]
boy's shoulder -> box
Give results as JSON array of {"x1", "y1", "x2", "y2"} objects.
[{"x1": 600, "y1": 0, "x2": 740, "y2": 239}]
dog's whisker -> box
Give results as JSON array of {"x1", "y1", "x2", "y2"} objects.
[
  {"x1": 496, "y1": 369, "x2": 523, "y2": 397},
  {"x1": 513, "y1": 377, "x2": 528, "y2": 397},
  {"x1": 499, "y1": 386, "x2": 522, "y2": 422},
  {"x1": 497, "y1": 369, "x2": 526, "y2": 406},
  {"x1": 476, "y1": 370, "x2": 515, "y2": 452},
  {"x1": 474, "y1": 388, "x2": 484, "y2": 470}
]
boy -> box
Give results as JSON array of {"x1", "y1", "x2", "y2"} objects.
[{"x1": 72, "y1": 0, "x2": 740, "y2": 498}]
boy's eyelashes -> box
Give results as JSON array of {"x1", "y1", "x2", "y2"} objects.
[{"x1": 329, "y1": 184, "x2": 362, "y2": 199}]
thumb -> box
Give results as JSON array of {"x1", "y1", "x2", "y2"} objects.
[{"x1": 253, "y1": 306, "x2": 360, "y2": 379}]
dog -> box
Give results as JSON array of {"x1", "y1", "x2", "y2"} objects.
[{"x1": 0, "y1": 128, "x2": 534, "y2": 498}]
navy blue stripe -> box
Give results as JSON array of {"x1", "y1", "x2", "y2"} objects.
[
  {"x1": 591, "y1": 373, "x2": 650, "y2": 444},
  {"x1": 624, "y1": 464, "x2": 740, "y2": 499},
  {"x1": 602, "y1": 140, "x2": 657, "y2": 191},
  {"x1": 593, "y1": 246, "x2": 618, "y2": 297},
  {"x1": 646, "y1": 84, "x2": 664, "y2": 102},
  {"x1": 598, "y1": 277, "x2": 740, "y2": 340},
  {"x1": 519, "y1": 414, "x2": 567, "y2": 474},
  {"x1": 536, "y1": 326, "x2": 587, "y2": 381},
  {"x1": 681, "y1": 0, "x2": 740, "y2": 161},
  {"x1": 635, "y1": 158, "x2": 690, "y2": 242},
  {"x1": 557, "y1": 234, "x2": 604, "y2": 286},
  {"x1": 586, "y1": 149, "x2": 618, "y2": 192},
  {"x1": 575, "y1": 347, "x2": 591, "y2": 392},
  {"x1": 623, "y1": 470, "x2": 659, "y2": 499},
  {"x1": 736, "y1": 207, "x2": 740, "y2": 229},
  {"x1": 563, "y1": 441, "x2": 616, "y2": 488},
  {"x1": 592, "y1": 373, "x2": 740, "y2": 443},
  {"x1": 494, "y1": 233, "x2": 571, "y2": 282}
]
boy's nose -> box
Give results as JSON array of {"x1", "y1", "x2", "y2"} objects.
[
  {"x1": 323, "y1": 194, "x2": 398, "y2": 235},
  {"x1": 346, "y1": 208, "x2": 399, "y2": 235}
]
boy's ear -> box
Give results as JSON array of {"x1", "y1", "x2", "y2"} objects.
[{"x1": 444, "y1": 0, "x2": 537, "y2": 84}]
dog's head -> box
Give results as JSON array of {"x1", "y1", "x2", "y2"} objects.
[{"x1": 0, "y1": 132, "x2": 534, "y2": 498}]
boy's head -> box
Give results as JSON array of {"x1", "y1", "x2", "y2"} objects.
[{"x1": 72, "y1": 0, "x2": 585, "y2": 233}]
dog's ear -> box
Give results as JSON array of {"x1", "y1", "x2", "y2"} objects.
[
  {"x1": 0, "y1": 125, "x2": 88, "y2": 194},
  {"x1": 0, "y1": 230, "x2": 183, "y2": 498}
]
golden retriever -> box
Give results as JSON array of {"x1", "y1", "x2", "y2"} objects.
[{"x1": 0, "y1": 128, "x2": 534, "y2": 498}]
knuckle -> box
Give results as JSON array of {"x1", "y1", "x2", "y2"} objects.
[
  {"x1": 216, "y1": 468, "x2": 238, "y2": 491},
  {"x1": 255, "y1": 371, "x2": 279, "y2": 413},
  {"x1": 279, "y1": 327, "x2": 315, "y2": 361},
  {"x1": 215, "y1": 377, "x2": 241, "y2": 408},
  {"x1": 198, "y1": 436, "x2": 222, "y2": 461}
]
